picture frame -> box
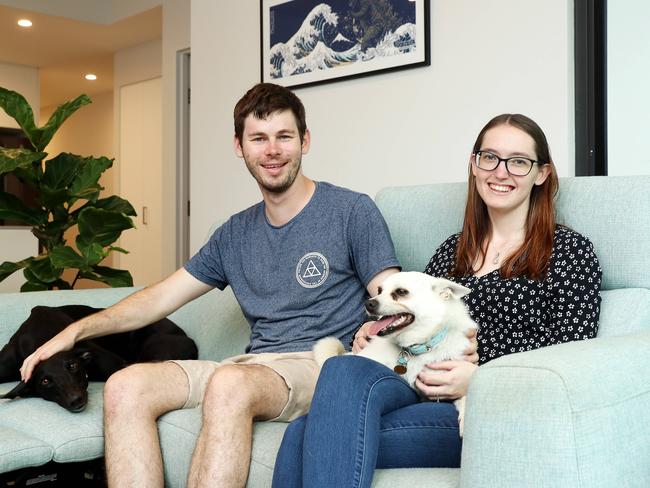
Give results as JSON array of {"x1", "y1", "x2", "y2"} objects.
[{"x1": 260, "y1": 0, "x2": 430, "y2": 89}]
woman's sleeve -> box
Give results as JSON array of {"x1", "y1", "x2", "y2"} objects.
[
  {"x1": 546, "y1": 230, "x2": 603, "y2": 343},
  {"x1": 423, "y1": 234, "x2": 459, "y2": 277}
]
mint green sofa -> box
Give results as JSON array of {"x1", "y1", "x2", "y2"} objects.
[{"x1": 1, "y1": 176, "x2": 649, "y2": 487}]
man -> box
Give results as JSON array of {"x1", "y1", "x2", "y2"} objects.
[{"x1": 20, "y1": 83, "x2": 401, "y2": 487}]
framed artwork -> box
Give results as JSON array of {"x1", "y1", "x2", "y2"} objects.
[{"x1": 260, "y1": 0, "x2": 430, "y2": 89}]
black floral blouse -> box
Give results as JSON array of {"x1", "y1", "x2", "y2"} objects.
[{"x1": 424, "y1": 226, "x2": 602, "y2": 365}]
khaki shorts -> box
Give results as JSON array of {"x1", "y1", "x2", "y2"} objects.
[{"x1": 170, "y1": 351, "x2": 319, "y2": 422}]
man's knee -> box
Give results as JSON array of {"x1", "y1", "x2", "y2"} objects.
[
  {"x1": 104, "y1": 362, "x2": 186, "y2": 419},
  {"x1": 202, "y1": 364, "x2": 287, "y2": 419},
  {"x1": 104, "y1": 364, "x2": 153, "y2": 414}
]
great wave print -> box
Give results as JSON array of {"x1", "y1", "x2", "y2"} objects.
[{"x1": 263, "y1": 0, "x2": 428, "y2": 86}]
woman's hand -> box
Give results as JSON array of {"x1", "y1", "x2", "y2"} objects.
[
  {"x1": 351, "y1": 321, "x2": 375, "y2": 353},
  {"x1": 414, "y1": 360, "x2": 478, "y2": 401},
  {"x1": 464, "y1": 328, "x2": 479, "y2": 364}
]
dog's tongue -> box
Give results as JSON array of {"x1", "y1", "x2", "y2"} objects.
[{"x1": 368, "y1": 316, "x2": 397, "y2": 336}]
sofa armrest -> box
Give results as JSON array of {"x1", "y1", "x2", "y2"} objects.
[{"x1": 460, "y1": 332, "x2": 650, "y2": 488}]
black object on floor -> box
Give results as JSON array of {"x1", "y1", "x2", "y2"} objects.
[{"x1": 0, "y1": 459, "x2": 107, "y2": 487}]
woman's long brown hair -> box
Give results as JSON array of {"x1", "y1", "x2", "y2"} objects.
[{"x1": 453, "y1": 114, "x2": 559, "y2": 281}]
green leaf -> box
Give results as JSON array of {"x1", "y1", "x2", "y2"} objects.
[
  {"x1": 109, "y1": 246, "x2": 129, "y2": 254},
  {"x1": 0, "y1": 87, "x2": 38, "y2": 147},
  {"x1": 42, "y1": 152, "x2": 82, "y2": 189},
  {"x1": 76, "y1": 241, "x2": 106, "y2": 267},
  {"x1": 0, "y1": 147, "x2": 47, "y2": 176},
  {"x1": 33, "y1": 95, "x2": 92, "y2": 151},
  {"x1": 72, "y1": 195, "x2": 137, "y2": 219},
  {"x1": 26, "y1": 256, "x2": 63, "y2": 283},
  {"x1": 21, "y1": 280, "x2": 48, "y2": 292},
  {"x1": 69, "y1": 156, "x2": 113, "y2": 202},
  {"x1": 0, "y1": 191, "x2": 47, "y2": 225},
  {"x1": 38, "y1": 188, "x2": 70, "y2": 209},
  {"x1": 0, "y1": 258, "x2": 32, "y2": 283},
  {"x1": 77, "y1": 207, "x2": 134, "y2": 248},
  {"x1": 92, "y1": 196, "x2": 137, "y2": 216},
  {"x1": 80, "y1": 266, "x2": 133, "y2": 288},
  {"x1": 49, "y1": 245, "x2": 87, "y2": 270}
]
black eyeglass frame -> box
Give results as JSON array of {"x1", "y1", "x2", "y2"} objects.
[{"x1": 473, "y1": 150, "x2": 546, "y2": 176}]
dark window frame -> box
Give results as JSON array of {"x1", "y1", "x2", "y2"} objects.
[{"x1": 574, "y1": 0, "x2": 607, "y2": 176}]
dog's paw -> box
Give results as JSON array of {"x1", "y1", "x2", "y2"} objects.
[
  {"x1": 454, "y1": 396, "x2": 467, "y2": 438},
  {"x1": 313, "y1": 337, "x2": 346, "y2": 368}
]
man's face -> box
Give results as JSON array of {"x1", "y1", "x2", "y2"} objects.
[{"x1": 234, "y1": 110, "x2": 310, "y2": 195}]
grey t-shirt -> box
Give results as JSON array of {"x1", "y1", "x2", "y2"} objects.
[{"x1": 184, "y1": 182, "x2": 400, "y2": 353}]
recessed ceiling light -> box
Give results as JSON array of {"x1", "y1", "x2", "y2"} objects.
[
  {"x1": 85, "y1": 74, "x2": 97, "y2": 81},
  {"x1": 17, "y1": 19, "x2": 33, "y2": 28}
]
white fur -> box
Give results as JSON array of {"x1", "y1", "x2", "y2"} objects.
[{"x1": 313, "y1": 271, "x2": 477, "y2": 435}]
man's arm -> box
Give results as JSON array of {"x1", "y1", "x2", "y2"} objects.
[{"x1": 20, "y1": 268, "x2": 213, "y2": 381}]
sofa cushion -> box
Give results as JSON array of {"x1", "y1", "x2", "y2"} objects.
[
  {"x1": 0, "y1": 424, "x2": 53, "y2": 474},
  {"x1": 598, "y1": 288, "x2": 650, "y2": 337},
  {"x1": 0, "y1": 383, "x2": 105, "y2": 464},
  {"x1": 159, "y1": 408, "x2": 288, "y2": 488}
]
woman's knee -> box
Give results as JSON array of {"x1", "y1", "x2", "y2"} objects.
[{"x1": 319, "y1": 355, "x2": 399, "y2": 391}]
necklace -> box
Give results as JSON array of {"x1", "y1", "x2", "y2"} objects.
[{"x1": 492, "y1": 251, "x2": 501, "y2": 265}]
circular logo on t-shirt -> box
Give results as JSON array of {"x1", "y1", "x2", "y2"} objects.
[{"x1": 296, "y1": 252, "x2": 329, "y2": 288}]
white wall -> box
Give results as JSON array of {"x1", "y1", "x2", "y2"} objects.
[
  {"x1": 0, "y1": 62, "x2": 39, "y2": 128},
  {"x1": 113, "y1": 39, "x2": 162, "y2": 271},
  {"x1": 0, "y1": 228, "x2": 38, "y2": 292},
  {"x1": 607, "y1": 0, "x2": 650, "y2": 176},
  {"x1": 162, "y1": 0, "x2": 190, "y2": 275},
  {"x1": 189, "y1": 0, "x2": 575, "y2": 252}
]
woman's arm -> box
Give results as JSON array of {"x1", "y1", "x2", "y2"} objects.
[{"x1": 546, "y1": 230, "x2": 602, "y2": 344}]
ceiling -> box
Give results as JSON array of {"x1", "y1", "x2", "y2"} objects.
[{"x1": 0, "y1": 4, "x2": 162, "y2": 107}]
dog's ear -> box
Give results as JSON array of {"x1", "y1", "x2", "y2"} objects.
[
  {"x1": 78, "y1": 350, "x2": 93, "y2": 364},
  {"x1": 435, "y1": 280, "x2": 472, "y2": 300},
  {"x1": 0, "y1": 380, "x2": 33, "y2": 400}
]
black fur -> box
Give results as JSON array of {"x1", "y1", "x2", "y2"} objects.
[{"x1": 0, "y1": 305, "x2": 198, "y2": 412}]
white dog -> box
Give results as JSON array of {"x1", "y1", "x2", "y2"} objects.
[{"x1": 313, "y1": 271, "x2": 477, "y2": 434}]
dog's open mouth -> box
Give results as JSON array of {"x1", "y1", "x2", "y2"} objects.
[{"x1": 368, "y1": 313, "x2": 415, "y2": 336}]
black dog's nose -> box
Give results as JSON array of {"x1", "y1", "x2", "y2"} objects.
[
  {"x1": 69, "y1": 395, "x2": 87, "y2": 412},
  {"x1": 365, "y1": 298, "x2": 378, "y2": 314}
]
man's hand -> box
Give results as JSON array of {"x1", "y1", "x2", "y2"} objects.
[
  {"x1": 414, "y1": 360, "x2": 478, "y2": 401},
  {"x1": 351, "y1": 321, "x2": 375, "y2": 353},
  {"x1": 20, "y1": 326, "x2": 78, "y2": 382},
  {"x1": 464, "y1": 327, "x2": 479, "y2": 364}
]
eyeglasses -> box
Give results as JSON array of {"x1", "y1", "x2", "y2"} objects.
[{"x1": 473, "y1": 151, "x2": 543, "y2": 176}]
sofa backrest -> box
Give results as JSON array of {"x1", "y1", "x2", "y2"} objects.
[
  {"x1": 375, "y1": 175, "x2": 650, "y2": 337},
  {"x1": 375, "y1": 175, "x2": 650, "y2": 290}
]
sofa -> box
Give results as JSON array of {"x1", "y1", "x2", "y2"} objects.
[{"x1": 1, "y1": 175, "x2": 649, "y2": 487}]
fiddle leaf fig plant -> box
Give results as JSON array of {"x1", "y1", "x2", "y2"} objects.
[{"x1": 0, "y1": 86, "x2": 136, "y2": 291}]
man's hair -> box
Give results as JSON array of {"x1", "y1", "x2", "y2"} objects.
[{"x1": 233, "y1": 83, "x2": 307, "y2": 142}]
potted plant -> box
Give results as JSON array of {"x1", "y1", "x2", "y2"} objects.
[{"x1": 0, "y1": 87, "x2": 136, "y2": 291}]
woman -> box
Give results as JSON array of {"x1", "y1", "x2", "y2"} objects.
[{"x1": 272, "y1": 114, "x2": 602, "y2": 487}]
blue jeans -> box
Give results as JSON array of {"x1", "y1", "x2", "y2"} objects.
[{"x1": 272, "y1": 355, "x2": 462, "y2": 488}]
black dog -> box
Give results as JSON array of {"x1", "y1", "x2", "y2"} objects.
[{"x1": 0, "y1": 305, "x2": 198, "y2": 412}]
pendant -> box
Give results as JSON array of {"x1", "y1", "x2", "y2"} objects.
[
  {"x1": 492, "y1": 251, "x2": 500, "y2": 265},
  {"x1": 394, "y1": 364, "x2": 407, "y2": 375}
]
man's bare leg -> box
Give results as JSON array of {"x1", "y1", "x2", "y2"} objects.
[
  {"x1": 103, "y1": 362, "x2": 189, "y2": 487},
  {"x1": 187, "y1": 364, "x2": 289, "y2": 488}
]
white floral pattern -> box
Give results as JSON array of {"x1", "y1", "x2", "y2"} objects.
[{"x1": 424, "y1": 226, "x2": 602, "y2": 364}]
